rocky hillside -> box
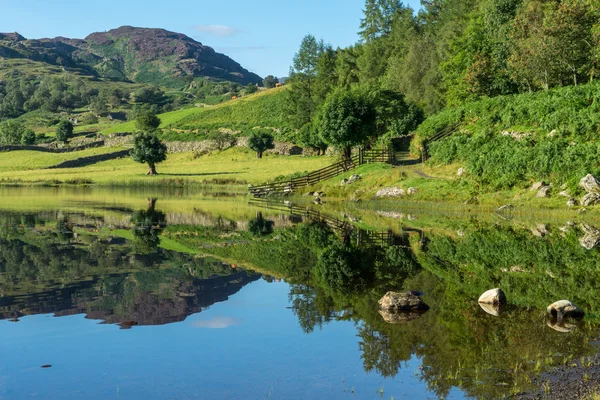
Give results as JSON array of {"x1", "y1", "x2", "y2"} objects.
[{"x1": 0, "y1": 26, "x2": 262, "y2": 87}]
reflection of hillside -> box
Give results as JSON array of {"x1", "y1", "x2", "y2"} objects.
[{"x1": 0, "y1": 270, "x2": 260, "y2": 327}]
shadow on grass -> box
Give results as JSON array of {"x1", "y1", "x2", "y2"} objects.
[{"x1": 159, "y1": 172, "x2": 242, "y2": 177}]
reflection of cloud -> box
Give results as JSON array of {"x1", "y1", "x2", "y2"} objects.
[
  {"x1": 191, "y1": 317, "x2": 238, "y2": 329},
  {"x1": 193, "y1": 25, "x2": 240, "y2": 37}
]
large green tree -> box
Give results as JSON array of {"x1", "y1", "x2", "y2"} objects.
[
  {"x1": 135, "y1": 111, "x2": 161, "y2": 132},
  {"x1": 0, "y1": 120, "x2": 25, "y2": 145},
  {"x1": 130, "y1": 132, "x2": 167, "y2": 175},
  {"x1": 247, "y1": 131, "x2": 275, "y2": 159},
  {"x1": 316, "y1": 87, "x2": 377, "y2": 158},
  {"x1": 55, "y1": 120, "x2": 73, "y2": 144}
]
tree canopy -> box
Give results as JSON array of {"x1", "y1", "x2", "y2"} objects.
[{"x1": 130, "y1": 132, "x2": 168, "y2": 175}]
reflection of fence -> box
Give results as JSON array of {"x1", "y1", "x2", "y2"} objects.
[
  {"x1": 249, "y1": 198, "x2": 418, "y2": 248},
  {"x1": 249, "y1": 148, "x2": 396, "y2": 198}
]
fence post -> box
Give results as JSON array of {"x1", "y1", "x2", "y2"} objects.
[{"x1": 359, "y1": 148, "x2": 363, "y2": 165}]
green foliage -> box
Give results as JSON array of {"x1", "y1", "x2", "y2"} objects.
[
  {"x1": 247, "y1": 130, "x2": 275, "y2": 158},
  {"x1": 315, "y1": 241, "x2": 374, "y2": 291},
  {"x1": 263, "y1": 75, "x2": 279, "y2": 88},
  {"x1": 248, "y1": 213, "x2": 275, "y2": 237},
  {"x1": 130, "y1": 132, "x2": 167, "y2": 175},
  {"x1": 20, "y1": 129, "x2": 36, "y2": 145},
  {"x1": 0, "y1": 120, "x2": 25, "y2": 145},
  {"x1": 243, "y1": 84, "x2": 259, "y2": 96},
  {"x1": 207, "y1": 131, "x2": 236, "y2": 151},
  {"x1": 55, "y1": 120, "x2": 73, "y2": 144},
  {"x1": 316, "y1": 87, "x2": 377, "y2": 156},
  {"x1": 135, "y1": 111, "x2": 162, "y2": 133}
]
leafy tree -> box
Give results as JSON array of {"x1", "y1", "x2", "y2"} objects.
[
  {"x1": 55, "y1": 120, "x2": 73, "y2": 144},
  {"x1": 244, "y1": 83, "x2": 259, "y2": 95},
  {"x1": 263, "y1": 75, "x2": 279, "y2": 88},
  {"x1": 0, "y1": 120, "x2": 25, "y2": 145},
  {"x1": 131, "y1": 199, "x2": 167, "y2": 253},
  {"x1": 316, "y1": 87, "x2": 377, "y2": 158},
  {"x1": 90, "y1": 97, "x2": 109, "y2": 116},
  {"x1": 247, "y1": 130, "x2": 275, "y2": 159},
  {"x1": 371, "y1": 89, "x2": 424, "y2": 142},
  {"x1": 131, "y1": 132, "x2": 167, "y2": 175},
  {"x1": 297, "y1": 123, "x2": 328, "y2": 155},
  {"x1": 135, "y1": 111, "x2": 161, "y2": 132},
  {"x1": 133, "y1": 86, "x2": 166, "y2": 104},
  {"x1": 207, "y1": 131, "x2": 236, "y2": 151},
  {"x1": 20, "y1": 129, "x2": 36, "y2": 145}
]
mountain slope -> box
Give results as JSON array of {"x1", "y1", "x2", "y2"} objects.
[{"x1": 0, "y1": 26, "x2": 262, "y2": 87}]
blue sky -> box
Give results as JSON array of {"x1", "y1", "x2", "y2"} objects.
[{"x1": 0, "y1": 0, "x2": 422, "y2": 78}]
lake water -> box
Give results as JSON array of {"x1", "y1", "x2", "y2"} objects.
[{"x1": 1, "y1": 187, "x2": 599, "y2": 399}]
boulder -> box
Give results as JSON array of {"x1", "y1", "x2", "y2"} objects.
[
  {"x1": 579, "y1": 225, "x2": 600, "y2": 250},
  {"x1": 531, "y1": 181, "x2": 546, "y2": 191},
  {"x1": 581, "y1": 192, "x2": 600, "y2": 206},
  {"x1": 478, "y1": 288, "x2": 507, "y2": 305},
  {"x1": 407, "y1": 187, "x2": 418, "y2": 195},
  {"x1": 378, "y1": 291, "x2": 430, "y2": 312},
  {"x1": 375, "y1": 187, "x2": 406, "y2": 198},
  {"x1": 536, "y1": 186, "x2": 551, "y2": 198},
  {"x1": 567, "y1": 198, "x2": 578, "y2": 207},
  {"x1": 547, "y1": 300, "x2": 584, "y2": 320},
  {"x1": 579, "y1": 174, "x2": 600, "y2": 193},
  {"x1": 340, "y1": 178, "x2": 348, "y2": 186},
  {"x1": 347, "y1": 174, "x2": 361, "y2": 184},
  {"x1": 558, "y1": 190, "x2": 570, "y2": 197}
]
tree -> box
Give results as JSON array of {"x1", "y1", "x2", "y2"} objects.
[
  {"x1": 247, "y1": 130, "x2": 275, "y2": 159},
  {"x1": 90, "y1": 97, "x2": 109, "y2": 116},
  {"x1": 243, "y1": 83, "x2": 259, "y2": 95},
  {"x1": 133, "y1": 86, "x2": 166, "y2": 105},
  {"x1": 208, "y1": 131, "x2": 236, "y2": 151},
  {"x1": 315, "y1": 241, "x2": 374, "y2": 291},
  {"x1": 20, "y1": 129, "x2": 36, "y2": 145},
  {"x1": 287, "y1": 34, "x2": 321, "y2": 127},
  {"x1": 135, "y1": 111, "x2": 161, "y2": 133},
  {"x1": 0, "y1": 120, "x2": 25, "y2": 145},
  {"x1": 316, "y1": 87, "x2": 377, "y2": 158},
  {"x1": 131, "y1": 132, "x2": 167, "y2": 175},
  {"x1": 131, "y1": 199, "x2": 167, "y2": 253},
  {"x1": 55, "y1": 120, "x2": 73, "y2": 144},
  {"x1": 263, "y1": 75, "x2": 279, "y2": 88}
]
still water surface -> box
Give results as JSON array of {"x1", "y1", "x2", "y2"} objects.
[{"x1": 1, "y1": 187, "x2": 599, "y2": 399}]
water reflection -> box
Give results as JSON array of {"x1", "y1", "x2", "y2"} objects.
[{"x1": 1, "y1": 194, "x2": 600, "y2": 399}]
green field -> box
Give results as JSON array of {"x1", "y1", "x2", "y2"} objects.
[{"x1": 0, "y1": 147, "x2": 332, "y2": 186}]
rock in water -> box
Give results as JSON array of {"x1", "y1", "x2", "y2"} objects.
[
  {"x1": 580, "y1": 174, "x2": 600, "y2": 193},
  {"x1": 581, "y1": 192, "x2": 600, "y2": 206},
  {"x1": 479, "y1": 302, "x2": 503, "y2": 317},
  {"x1": 547, "y1": 300, "x2": 584, "y2": 320},
  {"x1": 478, "y1": 288, "x2": 507, "y2": 305},
  {"x1": 379, "y1": 310, "x2": 425, "y2": 324},
  {"x1": 378, "y1": 291, "x2": 429, "y2": 311}
]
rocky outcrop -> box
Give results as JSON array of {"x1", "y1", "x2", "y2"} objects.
[
  {"x1": 341, "y1": 174, "x2": 361, "y2": 186},
  {"x1": 378, "y1": 291, "x2": 430, "y2": 312},
  {"x1": 375, "y1": 187, "x2": 406, "y2": 198},
  {"x1": 579, "y1": 224, "x2": 600, "y2": 250},
  {"x1": 536, "y1": 186, "x2": 551, "y2": 198},
  {"x1": 547, "y1": 300, "x2": 584, "y2": 320},
  {"x1": 531, "y1": 181, "x2": 546, "y2": 191},
  {"x1": 580, "y1": 174, "x2": 600, "y2": 193},
  {"x1": 581, "y1": 193, "x2": 600, "y2": 207}
]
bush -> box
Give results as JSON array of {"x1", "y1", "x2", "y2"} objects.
[
  {"x1": 55, "y1": 120, "x2": 73, "y2": 144},
  {"x1": 20, "y1": 129, "x2": 36, "y2": 145}
]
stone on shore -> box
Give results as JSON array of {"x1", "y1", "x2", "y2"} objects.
[
  {"x1": 478, "y1": 288, "x2": 507, "y2": 305},
  {"x1": 547, "y1": 300, "x2": 584, "y2": 320},
  {"x1": 580, "y1": 174, "x2": 600, "y2": 193}
]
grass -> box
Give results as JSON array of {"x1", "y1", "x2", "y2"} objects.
[
  {"x1": 0, "y1": 147, "x2": 123, "y2": 171},
  {"x1": 101, "y1": 87, "x2": 290, "y2": 137},
  {"x1": 0, "y1": 147, "x2": 333, "y2": 186}
]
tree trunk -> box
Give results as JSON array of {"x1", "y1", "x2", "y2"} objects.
[
  {"x1": 147, "y1": 162, "x2": 158, "y2": 175},
  {"x1": 343, "y1": 147, "x2": 352, "y2": 160},
  {"x1": 257, "y1": 151, "x2": 263, "y2": 159}
]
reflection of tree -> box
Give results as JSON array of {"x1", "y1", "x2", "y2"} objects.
[
  {"x1": 289, "y1": 284, "x2": 335, "y2": 333},
  {"x1": 248, "y1": 212, "x2": 274, "y2": 237},
  {"x1": 55, "y1": 216, "x2": 74, "y2": 242},
  {"x1": 131, "y1": 198, "x2": 167, "y2": 253}
]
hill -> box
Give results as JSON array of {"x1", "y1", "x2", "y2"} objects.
[
  {"x1": 414, "y1": 81, "x2": 600, "y2": 191},
  {"x1": 0, "y1": 26, "x2": 262, "y2": 87},
  {"x1": 102, "y1": 87, "x2": 291, "y2": 139}
]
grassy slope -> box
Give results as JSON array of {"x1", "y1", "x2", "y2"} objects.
[
  {"x1": 0, "y1": 147, "x2": 122, "y2": 171},
  {"x1": 101, "y1": 87, "x2": 289, "y2": 136},
  {"x1": 0, "y1": 147, "x2": 332, "y2": 186}
]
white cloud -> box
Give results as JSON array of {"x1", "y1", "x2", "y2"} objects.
[
  {"x1": 193, "y1": 25, "x2": 240, "y2": 37},
  {"x1": 191, "y1": 317, "x2": 238, "y2": 329}
]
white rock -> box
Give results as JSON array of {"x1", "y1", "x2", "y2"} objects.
[{"x1": 478, "y1": 288, "x2": 507, "y2": 305}]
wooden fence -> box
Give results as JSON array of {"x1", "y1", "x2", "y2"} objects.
[
  {"x1": 421, "y1": 124, "x2": 459, "y2": 162},
  {"x1": 249, "y1": 148, "x2": 395, "y2": 197}
]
